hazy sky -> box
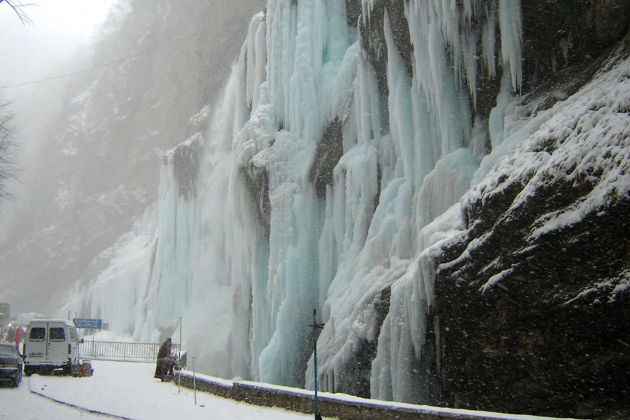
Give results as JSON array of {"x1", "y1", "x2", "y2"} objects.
[
  {"x1": 0, "y1": 0, "x2": 117, "y2": 86},
  {"x1": 0, "y1": 0, "x2": 118, "y2": 153},
  {"x1": 0, "y1": 0, "x2": 118, "y2": 236}
]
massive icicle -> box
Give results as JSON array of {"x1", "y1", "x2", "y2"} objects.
[{"x1": 64, "y1": 0, "x2": 527, "y2": 404}]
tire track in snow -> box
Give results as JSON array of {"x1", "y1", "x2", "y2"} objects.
[{"x1": 28, "y1": 376, "x2": 135, "y2": 420}]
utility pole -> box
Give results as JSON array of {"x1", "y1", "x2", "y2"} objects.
[
  {"x1": 178, "y1": 316, "x2": 182, "y2": 359},
  {"x1": 178, "y1": 316, "x2": 182, "y2": 394},
  {"x1": 193, "y1": 356, "x2": 197, "y2": 406},
  {"x1": 310, "y1": 309, "x2": 325, "y2": 420}
]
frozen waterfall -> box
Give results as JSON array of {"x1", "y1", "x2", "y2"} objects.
[{"x1": 66, "y1": 0, "x2": 525, "y2": 404}]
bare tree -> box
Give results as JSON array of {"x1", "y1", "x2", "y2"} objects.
[
  {"x1": 1, "y1": 0, "x2": 31, "y2": 200},
  {"x1": 2, "y1": 0, "x2": 34, "y2": 25},
  {"x1": 0, "y1": 100, "x2": 17, "y2": 200}
]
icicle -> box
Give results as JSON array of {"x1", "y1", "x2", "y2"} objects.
[
  {"x1": 404, "y1": 0, "x2": 522, "y2": 103},
  {"x1": 482, "y1": 8, "x2": 497, "y2": 79},
  {"x1": 498, "y1": 0, "x2": 523, "y2": 90},
  {"x1": 246, "y1": 12, "x2": 267, "y2": 110}
]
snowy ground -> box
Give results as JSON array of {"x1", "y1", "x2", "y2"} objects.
[{"x1": 0, "y1": 360, "x2": 319, "y2": 420}]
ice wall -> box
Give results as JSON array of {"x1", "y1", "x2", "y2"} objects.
[
  {"x1": 317, "y1": 0, "x2": 522, "y2": 402},
  {"x1": 68, "y1": 0, "x2": 525, "y2": 404}
]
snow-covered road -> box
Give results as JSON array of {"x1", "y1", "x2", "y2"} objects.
[{"x1": 0, "y1": 360, "x2": 317, "y2": 420}]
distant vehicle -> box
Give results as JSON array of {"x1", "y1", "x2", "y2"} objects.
[
  {"x1": 23, "y1": 319, "x2": 83, "y2": 376},
  {"x1": 0, "y1": 343, "x2": 23, "y2": 387}
]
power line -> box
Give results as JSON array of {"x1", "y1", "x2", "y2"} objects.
[
  {"x1": 1, "y1": 26, "x2": 202, "y2": 91},
  {"x1": 1, "y1": 49, "x2": 154, "y2": 90}
]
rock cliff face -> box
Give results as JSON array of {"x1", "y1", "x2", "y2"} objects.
[
  {"x1": 521, "y1": 0, "x2": 630, "y2": 94},
  {"x1": 434, "y1": 91, "x2": 630, "y2": 419},
  {"x1": 430, "y1": 26, "x2": 630, "y2": 420},
  {"x1": 355, "y1": 1, "x2": 630, "y2": 417}
]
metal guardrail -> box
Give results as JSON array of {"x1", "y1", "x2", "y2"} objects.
[{"x1": 78, "y1": 341, "x2": 181, "y2": 362}]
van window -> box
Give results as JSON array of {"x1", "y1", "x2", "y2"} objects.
[
  {"x1": 49, "y1": 327, "x2": 66, "y2": 341},
  {"x1": 29, "y1": 327, "x2": 45, "y2": 341},
  {"x1": 70, "y1": 327, "x2": 78, "y2": 342}
]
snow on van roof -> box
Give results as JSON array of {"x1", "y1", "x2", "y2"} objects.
[{"x1": 29, "y1": 319, "x2": 75, "y2": 325}]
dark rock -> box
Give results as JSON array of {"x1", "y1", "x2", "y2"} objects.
[
  {"x1": 522, "y1": 0, "x2": 630, "y2": 94},
  {"x1": 345, "y1": 0, "x2": 362, "y2": 27},
  {"x1": 434, "y1": 200, "x2": 630, "y2": 417},
  {"x1": 165, "y1": 133, "x2": 202, "y2": 200},
  {"x1": 358, "y1": 0, "x2": 413, "y2": 98},
  {"x1": 325, "y1": 287, "x2": 391, "y2": 398},
  {"x1": 519, "y1": 0, "x2": 630, "y2": 114},
  {"x1": 310, "y1": 118, "x2": 344, "y2": 198},
  {"x1": 240, "y1": 161, "x2": 271, "y2": 236}
]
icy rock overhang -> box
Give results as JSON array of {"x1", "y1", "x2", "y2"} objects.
[
  {"x1": 162, "y1": 133, "x2": 203, "y2": 200},
  {"x1": 521, "y1": 0, "x2": 630, "y2": 94},
  {"x1": 358, "y1": 0, "x2": 524, "y2": 117},
  {"x1": 432, "y1": 33, "x2": 630, "y2": 418}
]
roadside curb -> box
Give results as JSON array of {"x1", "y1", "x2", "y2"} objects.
[{"x1": 175, "y1": 371, "x2": 580, "y2": 420}]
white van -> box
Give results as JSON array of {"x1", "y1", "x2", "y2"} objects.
[{"x1": 23, "y1": 319, "x2": 82, "y2": 376}]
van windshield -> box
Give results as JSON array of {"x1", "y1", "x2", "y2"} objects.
[
  {"x1": 70, "y1": 327, "x2": 79, "y2": 342},
  {"x1": 29, "y1": 327, "x2": 45, "y2": 341},
  {"x1": 49, "y1": 327, "x2": 66, "y2": 341}
]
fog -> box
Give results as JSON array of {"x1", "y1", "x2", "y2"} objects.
[
  {"x1": 0, "y1": 0, "x2": 116, "y2": 213},
  {"x1": 0, "y1": 0, "x2": 266, "y2": 315},
  {"x1": 0, "y1": 1, "x2": 118, "y2": 310},
  {"x1": 0, "y1": 0, "x2": 114, "y2": 85}
]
